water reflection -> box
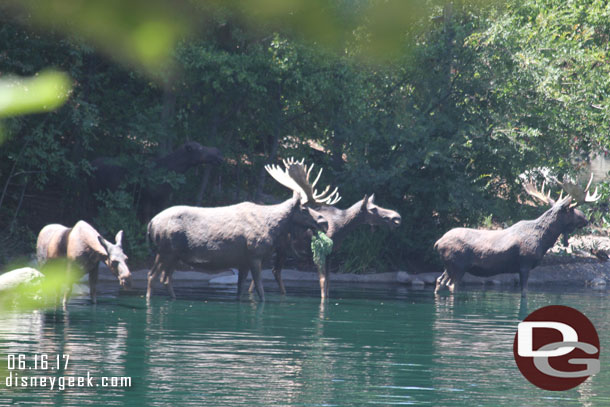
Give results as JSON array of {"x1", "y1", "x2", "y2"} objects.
[{"x1": 0, "y1": 284, "x2": 608, "y2": 406}]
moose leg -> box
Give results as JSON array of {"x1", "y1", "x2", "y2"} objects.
[
  {"x1": 250, "y1": 259, "x2": 265, "y2": 302},
  {"x1": 519, "y1": 267, "x2": 530, "y2": 297},
  {"x1": 435, "y1": 271, "x2": 450, "y2": 294},
  {"x1": 448, "y1": 269, "x2": 465, "y2": 293},
  {"x1": 165, "y1": 270, "x2": 176, "y2": 300},
  {"x1": 237, "y1": 267, "x2": 249, "y2": 298},
  {"x1": 439, "y1": 265, "x2": 464, "y2": 294},
  {"x1": 146, "y1": 255, "x2": 163, "y2": 300},
  {"x1": 272, "y1": 246, "x2": 287, "y2": 295},
  {"x1": 63, "y1": 285, "x2": 73, "y2": 310},
  {"x1": 89, "y1": 266, "x2": 98, "y2": 304},
  {"x1": 62, "y1": 262, "x2": 76, "y2": 309},
  {"x1": 318, "y1": 259, "x2": 330, "y2": 299}
]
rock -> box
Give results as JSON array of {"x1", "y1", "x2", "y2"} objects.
[
  {"x1": 420, "y1": 273, "x2": 440, "y2": 285},
  {"x1": 411, "y1": 279, "x2": 425, "y2": 289},
  {"x1": 396, "y1": 271, "x2": 412, "y2": 284},
  {"x1": 589, "y1": 277, "x2": 607, "y2": 288},
  {"x1": 0, "y1": 267, "x2": 44, "y2": 294},
  {"x1": 209, "y1": 270, "x2": 238, "y2": 285}
]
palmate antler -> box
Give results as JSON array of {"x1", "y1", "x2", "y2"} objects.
[
  {"x1": 523, "y1": 179, "x2": 559, "y2": 206},
  {"x1": 265, "y1": 163, "x2": 310, "y2": 203},
  {"x1": 283, "y1": 157, "x2": 341, "y2": 206},
  {"x1": 557, "y1": 173, "x2": 601, "y2": 205},
  {"x1": 523, "y1": 173, "x2": 600, "y2": 207}
]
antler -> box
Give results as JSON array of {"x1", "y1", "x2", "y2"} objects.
[
  {"x1": 523, "y1": 179, "x2": 558, "y2": 206},
  {"x1": 265, "y1": 163, "x2": 310, "y2": 203},
  {"x1": 559, "y1": 173, "x2": 601, "y2": 205},
  {"x1": 283, "y1": 157, "x2": 341, "y2": 206}
]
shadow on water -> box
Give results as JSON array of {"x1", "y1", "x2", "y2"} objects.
[{"x1": 0, "y1": 280, "x2": 608, "y2": 406}]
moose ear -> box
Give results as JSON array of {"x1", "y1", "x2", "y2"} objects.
[
  {"x1": 369, "y1": 194, "x2": 375, "y2": 204},
  {"x1": 97, "y1": 235, "x2": 109, "y2": 256},
  {"x1": 361, "y1": 195, "x2": 369, "y2": 210},
  {"x1": 115, "y1": 230, "x2": 124, "y2": 247}
]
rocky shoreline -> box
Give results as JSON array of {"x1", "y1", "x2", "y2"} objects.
[
  {"x1": 94, "y1": 254, "x2": 608, "y2": 291},
  {"x1": 5, "y1": 235, "x2": 610, "y2": 292},
  {"x1": 105, "y1": 235, "x2": 609, "y2": 290}
]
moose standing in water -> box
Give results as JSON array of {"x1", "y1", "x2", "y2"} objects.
[
  {"x1": 434, "y1": 176, "x2": 600, "y2": 296},
  {"x1": 36, "y1": 221, "x2": 132, "y2": 306},
  {"x1": 146, "y1": 164, "x2": 329, "y2": 301},
  {"x1": 258, "y1": 159, "x2": 402, "y2": 298}
]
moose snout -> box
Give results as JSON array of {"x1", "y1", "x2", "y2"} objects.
[
  {"x1": 120, "y1": 275, "x2": 132, "y2": 288},
  {"x1": 317, "y1": 218, "x2": 329, "y2": 233},
  {"x1": 390, "y1": 215, "x2": 402, "y2": 227},
  {"x1": 117, "y1": 265, "x2": 132, "y2": 288}
]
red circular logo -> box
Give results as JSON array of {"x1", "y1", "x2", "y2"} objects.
[{"x1": 513, "y1": 305, "x2": 600, "y2": 391}]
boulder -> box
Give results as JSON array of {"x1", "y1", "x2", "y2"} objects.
[{"x1": 0, "y1": 267, "x2": 44, "y2": 294}]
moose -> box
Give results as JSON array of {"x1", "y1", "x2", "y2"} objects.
[
  {"x1": 36, "y1": 221, "x2": 132, "y2": 306},
  {"x1": 254, "y1": 159, "x2": 402, "y2": 298},
  {"x1": 434, "y1": 176, "x2": 600, "y2": 296},
  {"x1": 146, "y1": 164, "x2": 330, "y2": 301},
  {"x1": 90, "y1": 141, "x2": 223, "y2": 218}
]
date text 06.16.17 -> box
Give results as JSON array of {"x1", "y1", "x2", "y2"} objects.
[{"x1": 7, "y1": 354, "x2": 70, "y2": 371}]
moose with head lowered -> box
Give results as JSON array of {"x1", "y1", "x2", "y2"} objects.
[{"x1": 434, "y1": 175, "x2": 600, "y2": 296}]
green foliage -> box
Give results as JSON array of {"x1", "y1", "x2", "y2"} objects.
[
  {"x1": 336, "y1": 229, "x2": 393, "y2": 274},
  {"x1": 2, "y1": 0, "x2": 610, "y2": 272},
  {"x1": 92, "y1": 190, "x2": 149, "y2": 262},
  {"x1": 583, "y1": 179, "x2": 610, "y2": 231},
  {"x1": 311, "y1": 231, "x2": 333, "y2": 269}
]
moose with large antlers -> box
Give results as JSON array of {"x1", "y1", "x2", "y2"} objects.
[
  {"x1": 146, "y1": 163, "x2": 328, "y2": 301},
  {"x1": 434, "y1": 175, "x2": 600, "y2": 296},
  {"x1": 257, "y1": 158, "x2": 402, "y2": 298}
]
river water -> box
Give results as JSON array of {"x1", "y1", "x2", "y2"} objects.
[{"x1": 0, "y1": 282, "x2": 609, "y2": 406}]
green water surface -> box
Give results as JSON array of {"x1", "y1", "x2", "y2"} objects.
[{"x1": 1, "y1": 282, "x2": 609, "y2": 406}]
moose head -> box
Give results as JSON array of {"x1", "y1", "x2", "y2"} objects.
[
  {"x1": 523, "y1": 173, "x2": 601, "y2": 235},
  {"x1": 359, "y1": 194, "x2": 402, "y2": 228},
  {"x1": 182, "y1": 141, "x2": 224, "y2": 166},
  {"x1": 98, "y1": 230, "x2": 132, "y2": 288}
]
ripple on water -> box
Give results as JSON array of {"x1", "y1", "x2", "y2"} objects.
[{"x1": 0, "y1": 284, "x2": 609, "y2": 406}]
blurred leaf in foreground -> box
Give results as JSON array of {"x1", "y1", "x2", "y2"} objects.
[
  {"x1": 0, "y1": 260, "x2": 79, "y2": 311},
  {"x1": 0, "y1": 70, "x2": 72, "y2": 119},
  {"x1": 4, "y1": 0, "x2": 193, "y2": 77}
]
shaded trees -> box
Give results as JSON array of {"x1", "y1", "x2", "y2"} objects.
[{"x1": 2, "y1": 0, "x2": 609, "y2": 270}]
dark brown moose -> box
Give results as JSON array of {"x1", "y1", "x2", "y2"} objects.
[
  {"x1": 434, "y1": 177, "x2": 600, "y2": 296},
  {"x1": 90, "y1": 141, "x2": 223, "y2": 191},
  {"x1": 36, "y1": 221, "x2": 132, "y2": 306},
  {"x1": 261, "y1": 159, "x2": 402, "y2": 298},
  {"x1": 90, "y1": 141, "x2": 223, "y2": 218},
  {"x1": 146, "y1": 165, "x2": 329, "y2": 301}
]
